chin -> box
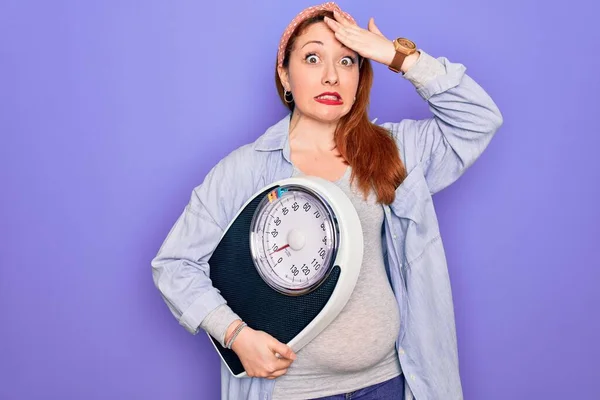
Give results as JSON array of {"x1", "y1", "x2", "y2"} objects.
[{"x1": 307, "y1": 104, "x2": 351, "y2": 124}]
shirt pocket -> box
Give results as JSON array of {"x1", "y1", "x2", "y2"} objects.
[{"x1": 389, "y1": 163, "x2": 442, "y2": 265}]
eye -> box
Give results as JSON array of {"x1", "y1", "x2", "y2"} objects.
[
  {"x1": 340, "y1": 56, "x2": 356, "y2": 66},
  {"x1": 305, "y1": 53, "x2": 320, "y2": 64}
]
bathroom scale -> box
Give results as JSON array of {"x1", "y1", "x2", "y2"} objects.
[{"x1": 207, "y1": 174, "x2": 363, "y2": 377}]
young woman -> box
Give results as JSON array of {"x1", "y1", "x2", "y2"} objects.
[{"x1": 152, "y1": 2, "x2": 503, "y2": 399}]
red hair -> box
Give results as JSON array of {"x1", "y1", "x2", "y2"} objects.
[{"x1": 274, "y1": 11, "x2": 406, "y2": 204}]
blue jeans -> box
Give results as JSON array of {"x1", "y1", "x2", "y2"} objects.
[{"x1": 310, "y1": 374, "x2": 404, "y2": 400}]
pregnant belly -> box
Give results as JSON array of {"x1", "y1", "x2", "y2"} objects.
[{"x1": 293, "y1": 293, "x2": 401, "y2": 374}]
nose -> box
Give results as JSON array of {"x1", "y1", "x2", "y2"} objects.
[{"x1": 321, "y1": 60, "x2": 339, "y2": 86}]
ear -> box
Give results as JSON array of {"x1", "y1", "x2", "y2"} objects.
[{"x1": 277, "y1": 65, "x2": 290, "y2": 91}]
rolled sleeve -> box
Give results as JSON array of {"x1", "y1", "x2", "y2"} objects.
[{"x1": 403, "y1": 49, "x2": 465, "y2": 100}]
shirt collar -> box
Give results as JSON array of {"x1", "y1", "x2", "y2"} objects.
[
  {"x1": 255, "y1": 113, "x2": 291, "y2": 151},
  {"x1": 255, "y1": 113, "x2": 292, "y2": 162}
]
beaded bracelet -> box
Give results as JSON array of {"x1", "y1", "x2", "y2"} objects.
[{"x1": 225, "y1": 322, "x2": 247, "y2": 349}]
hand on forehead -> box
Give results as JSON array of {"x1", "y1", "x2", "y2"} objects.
[{"x1": 277, "y1": 2, "x2": 357, "y2": 67}]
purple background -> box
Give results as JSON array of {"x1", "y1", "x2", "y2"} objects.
[{"x1": 1, "y1": 0, "x2": 598, "y2": 398}]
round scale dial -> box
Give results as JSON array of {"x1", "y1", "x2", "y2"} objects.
[{"x1": 250, "y1": 185, "x2": 339, "y2": 296}]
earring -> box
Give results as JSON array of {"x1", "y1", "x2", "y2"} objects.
[{"x1": 284, "y1": 90, "x2": 294, "y2": 104}]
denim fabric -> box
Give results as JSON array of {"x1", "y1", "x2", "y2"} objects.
[{"x1": 310, "y1": 375, "x2": 405, "y2": 400}]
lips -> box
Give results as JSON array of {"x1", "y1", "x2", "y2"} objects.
[{"x1": 315, "y1": 92, "x2": 343, "y2": 105}]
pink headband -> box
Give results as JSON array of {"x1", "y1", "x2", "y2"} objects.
[{"x1": 277, "y1": 2, "x2": 356, "y2": 68}]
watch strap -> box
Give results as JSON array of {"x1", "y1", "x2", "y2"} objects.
[{"x1": 388, "y1": 50, "x2": 408, "y2": 74}]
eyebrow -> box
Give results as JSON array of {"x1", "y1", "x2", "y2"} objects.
[
  {"x1": 301, "y1": 40, "x2": 324, "y2": 49},
  {"x1": 300, "y1": 40, "x2": 353, "y2": 52}
]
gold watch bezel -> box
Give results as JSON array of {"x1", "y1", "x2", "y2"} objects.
[{"x1": 393, "y1": 38, "x2": 417, "y2": 54}]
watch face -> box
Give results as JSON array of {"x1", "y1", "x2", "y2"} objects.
[{"x1": 397, "y1": 38, "x2": 416, "y2": 50}]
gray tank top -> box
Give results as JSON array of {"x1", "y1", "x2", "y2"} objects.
[{"x1": 272, "y1": 166, "x2": 402, "y2": 399}]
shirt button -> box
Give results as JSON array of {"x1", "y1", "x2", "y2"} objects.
[
  {"x1": 398, "y1": 348, "x2": 405, "y2": 355},
  {"x1": 410, "y1": 374, "x2": 416, "y2": 381}
]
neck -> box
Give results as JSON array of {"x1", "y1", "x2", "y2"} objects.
[{"x1": 288, "y1": 109, "x2": 338, "y2": 152}]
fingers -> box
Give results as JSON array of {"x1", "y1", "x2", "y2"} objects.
[
  {"x1": 275, "y1": 354, "x2": 294, "y2": 368},
  {"x1": 269, "y1": 361, "x2": 292, "y2": 378},
  {"x1": 267, "y1": 354, "x2": 292, "y2": 378},
  {"x1": 267, "y1": 341, "x2": 295, "y2": 379},
  {"x1": 323, "y1": 17, "x2": 356, "y2": 49},
  {"x1": 262, "y1": 355, "x2": 293, "y2": 380},
  {"x1": 323, "y1": 15, "x2": 343, "y2": 33},
  {"x1": 367, "y1": 17, "x2": 384, "y2": 37},
  {"x1": 332, "y1": 9, "x2": 356, "y2": 27},
  {"x1": 244, "y1": 355, "x2": 293, "y2": 379},
  {"x1": 250, "y1": 364, "x2": 290, "y2": 379},
  {"x1": 271, "y1": 340, "x2": 296, "y2": 361},
  {"x1": 324, "y1": 15, "x2": 361, "y2": 35},
  {"x1": 266, "y1": 368, "x2": 288, "y2": 380}
]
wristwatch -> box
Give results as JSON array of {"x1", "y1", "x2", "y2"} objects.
[{"x1": 388, "y1": 38, "x2": 418, "y2": 73}]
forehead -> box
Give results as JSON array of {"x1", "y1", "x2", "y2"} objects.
[{"x1": 295, "y1": 22, "x2": 343, "y2": 49}]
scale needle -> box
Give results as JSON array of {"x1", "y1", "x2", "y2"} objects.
[{"x1": 270, "y1": 244, "x2": 290, "y2": 255}]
